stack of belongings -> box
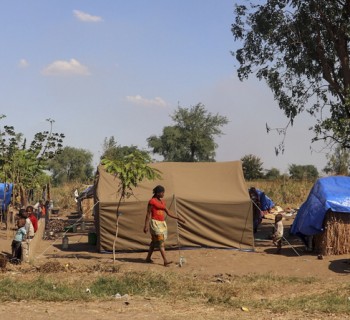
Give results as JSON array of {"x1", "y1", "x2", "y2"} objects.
[{"x1": 252, "y1": 189, "x2": 278, "y2": 220}]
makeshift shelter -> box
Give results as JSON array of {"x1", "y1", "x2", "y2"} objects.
[
  {"x1": 94, "y1": 161, "x2": 254, "y2": 252},
  {"x1": 290, "y1": 176, "x2": 350, "y2": 255},
  {"x1": 0, "y1": 183, "x2": 13, "y2": 212},
  {"x1": 0, "y1": 183, "x2": 13, "y2": 225},
  {"x1": 76, "y1": 185, "x2": 94, "y2": 219}
]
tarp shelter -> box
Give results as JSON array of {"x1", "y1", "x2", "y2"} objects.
[
  {"x1": 77, "y1": 185, "x2": 94, "y2": 202},
  {"x1": 291, "y1": 176, "x2": 350, "y2": 236},
  {"x1": 0, "y1": 183, "x2": 13, "y2": 211},
  {"x1": 94, "y1": 161, "x2": 254, "y2": 252},
  {"x1": 76, "y1": 185, "x2": 94, "y2": 219},
  {"x1": 256, "y1": 189, "x2": 275, "y2": 211}
]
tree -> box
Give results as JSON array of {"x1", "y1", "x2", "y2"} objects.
[
  {"x1": 288, "y1": 164, "x2": 319, "y2": 181},
  {"x1": 101, "y1": 136, "x2": 150, "y2": 161},
  {"x1": 232, "y1": 1, "x2": 350, "y2": 153},
  {"x1": 323, "y1": 145, "x2": 350, "y2": 175},
  {"x1": 101, "y1": 150, "x2": 161, "y2": 262},
  {"x1": 0, "y1": 116, "x2": 64, "y2": 205},
  {"x1": 48, "y1": 146, "x2": 94, "y2": 185},
  {"x1": 241, "y1": 154, "x2": 264, "y2": 180},
  {"x1": 264, "y1": 167, "x2": 281, "y2": 180},
  {"x1": 147, "y1": 103, "x2": 229, "y2": 162}
]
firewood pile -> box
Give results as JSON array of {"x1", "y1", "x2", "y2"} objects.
[{"x1": 47, "y1": 219, "x2": 66, "y2": 233}]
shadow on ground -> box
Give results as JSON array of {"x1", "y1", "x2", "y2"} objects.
[{"x1": 328, "y1": 258, "x2": 350, "y2": 274}]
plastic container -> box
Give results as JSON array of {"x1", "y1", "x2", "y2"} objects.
[
  {"x1": 64, "y1": 224, "x2": 77, "y2": 233},
  {"x1": 88, "y1": 232, "x2": 97, "y2": 245}
]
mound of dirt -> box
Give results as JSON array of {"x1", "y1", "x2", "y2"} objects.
[{"x1": 0, "y1": 254, "x2": 7, "y2": 270}]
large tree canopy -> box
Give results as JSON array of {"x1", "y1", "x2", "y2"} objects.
[
  {"x1": 101, "y1": 136, "x2": 150, "y2": 161},
  {"x1": 323, "y1": 144, "x2": 350, "y2": 175},
  {"x1": 48, "y1": 146, "x2": 93, "y2": 185},
  {"x1": 241, "y1": 154, "x2": 264, "y2": 180},
  {"x1": 232, "y1": 1, "x2": 350, "y2": 152},
  {"x1": 0, "y1": 116, "x2": 64, "y2": 204},
  {"x1": 288, "y1": 164, "x2": 319, "y2": 181},
  {"x1": 147, "y1": 103, "x2": 228, "y2": 162}
]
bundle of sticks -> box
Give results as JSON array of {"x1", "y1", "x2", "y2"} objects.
[{"x1": 314, "y1": 211, "x2": 350, "y2": 256}]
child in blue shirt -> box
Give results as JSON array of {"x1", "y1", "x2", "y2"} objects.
[{"x1": 11, "y1": 217, "x2": 27, "y2": 262}]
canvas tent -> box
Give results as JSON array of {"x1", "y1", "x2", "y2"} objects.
[
  {"x1": 291, "y1": 176, "x2": 350, "y2": 236},
  {"x1": 94, "y1": 161, "x2": 254, "y2": 252}
]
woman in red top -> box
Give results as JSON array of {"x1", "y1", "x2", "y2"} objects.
[{"x1": 143, "y1": 185, "x2": 185, "y2": 266}]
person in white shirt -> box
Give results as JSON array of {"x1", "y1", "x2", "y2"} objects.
[
  {"x1": 272, "y1": 213, "x2": 284, "y2": 254},
  {"x1": 19, "y1": 209, "x2": 35, "y2": 262}
]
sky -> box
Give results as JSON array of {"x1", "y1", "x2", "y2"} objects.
[{"x1": 0, "y1": 0, "x2": 329, "y2": 174}]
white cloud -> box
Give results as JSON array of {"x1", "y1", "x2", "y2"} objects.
[
  {"x1": 42, "y1": 59, "x2": 90, "y2": 76},
  {"x1": 73, "y1": 10, "x2": 103, "y2": 22},
  {"x1": 126, "y1": 95, "x2": 168, "y2": 108},
  {"x1": 18, "y1": 59, "x2": 29, "y2": 68}
]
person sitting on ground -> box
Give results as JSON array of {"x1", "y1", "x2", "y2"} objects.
[
  {"x1": 272, "y1": 213, "x2": 284, "y2": 254},
  {"x1": 143, "y1": 185, "x2": 185, "y2": 267},
  {"x1": 11, "y1": 217, "x2": 26, "y2": 263},
  {"x1": 26, "y1": 206, "x2": 38, "y2": 233}
]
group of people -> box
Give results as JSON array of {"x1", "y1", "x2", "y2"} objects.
[
  {"x1": 11, "y1": 185, "x2": 283, "y2": 266},
  {"x1": 11, "y1": 205, "x2": 39, "y2": 263}
]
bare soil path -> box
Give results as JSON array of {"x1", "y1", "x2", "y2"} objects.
[{"x1": 1, "y1": 215, "x2": 350, "y2": 319}]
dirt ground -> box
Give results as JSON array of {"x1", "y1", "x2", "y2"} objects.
[{"x1": 1, "y1": 213, "x2": 350, "y2": 319}]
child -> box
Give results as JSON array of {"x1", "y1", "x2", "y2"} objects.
[
  {"x1": 272, "y1": 213, "x2": 284, "y2": 254},
  {"x1": 11, "y1": 217, "x2": 27, "y2": 263}
]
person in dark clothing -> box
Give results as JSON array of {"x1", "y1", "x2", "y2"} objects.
[{"x1": 249, "y1": 187, "x2": 262, "y2": 234}]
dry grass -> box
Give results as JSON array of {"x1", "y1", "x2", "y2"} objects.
[
  {"x1": 51, "y1": 181, "x2": 89, "y2": 210},
  {"x1": 0, "y1": 268, "x2": 349, "y2": 315},
  {"x1": 314, "y1": 212, "x2": 350, "y2": 256},
  {"x1": 248, "y1": 179, "x2": 314, "y2": 208}
]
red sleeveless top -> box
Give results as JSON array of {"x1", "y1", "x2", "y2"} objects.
[{"x1": 148, "y1": 197, "x2": 166, "y2": 221}]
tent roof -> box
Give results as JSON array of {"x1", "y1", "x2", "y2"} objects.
[
  {"x1": 96, "y1": 161, "x2": 249, "y2": 204},
  {"x1": 291, "y1": 176, "x2": 350, "y2": 236}
]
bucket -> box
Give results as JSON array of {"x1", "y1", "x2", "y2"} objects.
[{"x1": 88, "y1": 232, "x2": 97, "y2": 245}]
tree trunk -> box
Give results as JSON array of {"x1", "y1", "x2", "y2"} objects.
[
  {"x1": 20, "y1": 185, "x2": 27, "y2": 207},
  {"x1": 112, "y1": 195, "x2": 123, "y2": 263}
]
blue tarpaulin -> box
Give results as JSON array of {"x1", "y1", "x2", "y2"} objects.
[
  {"x1": 290, "y1": 176, "x2": 350, "y2": 236},
  {"x1": 256, "y1": 189, "x2": 275, "y2": 211},
  {"x1": 0, "y1": 183, "x2": 13, "y2": 211}
]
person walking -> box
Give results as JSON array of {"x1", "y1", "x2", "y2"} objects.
[{"x1": 143, "y1": 185, "x2": 185, "y2": 266}]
